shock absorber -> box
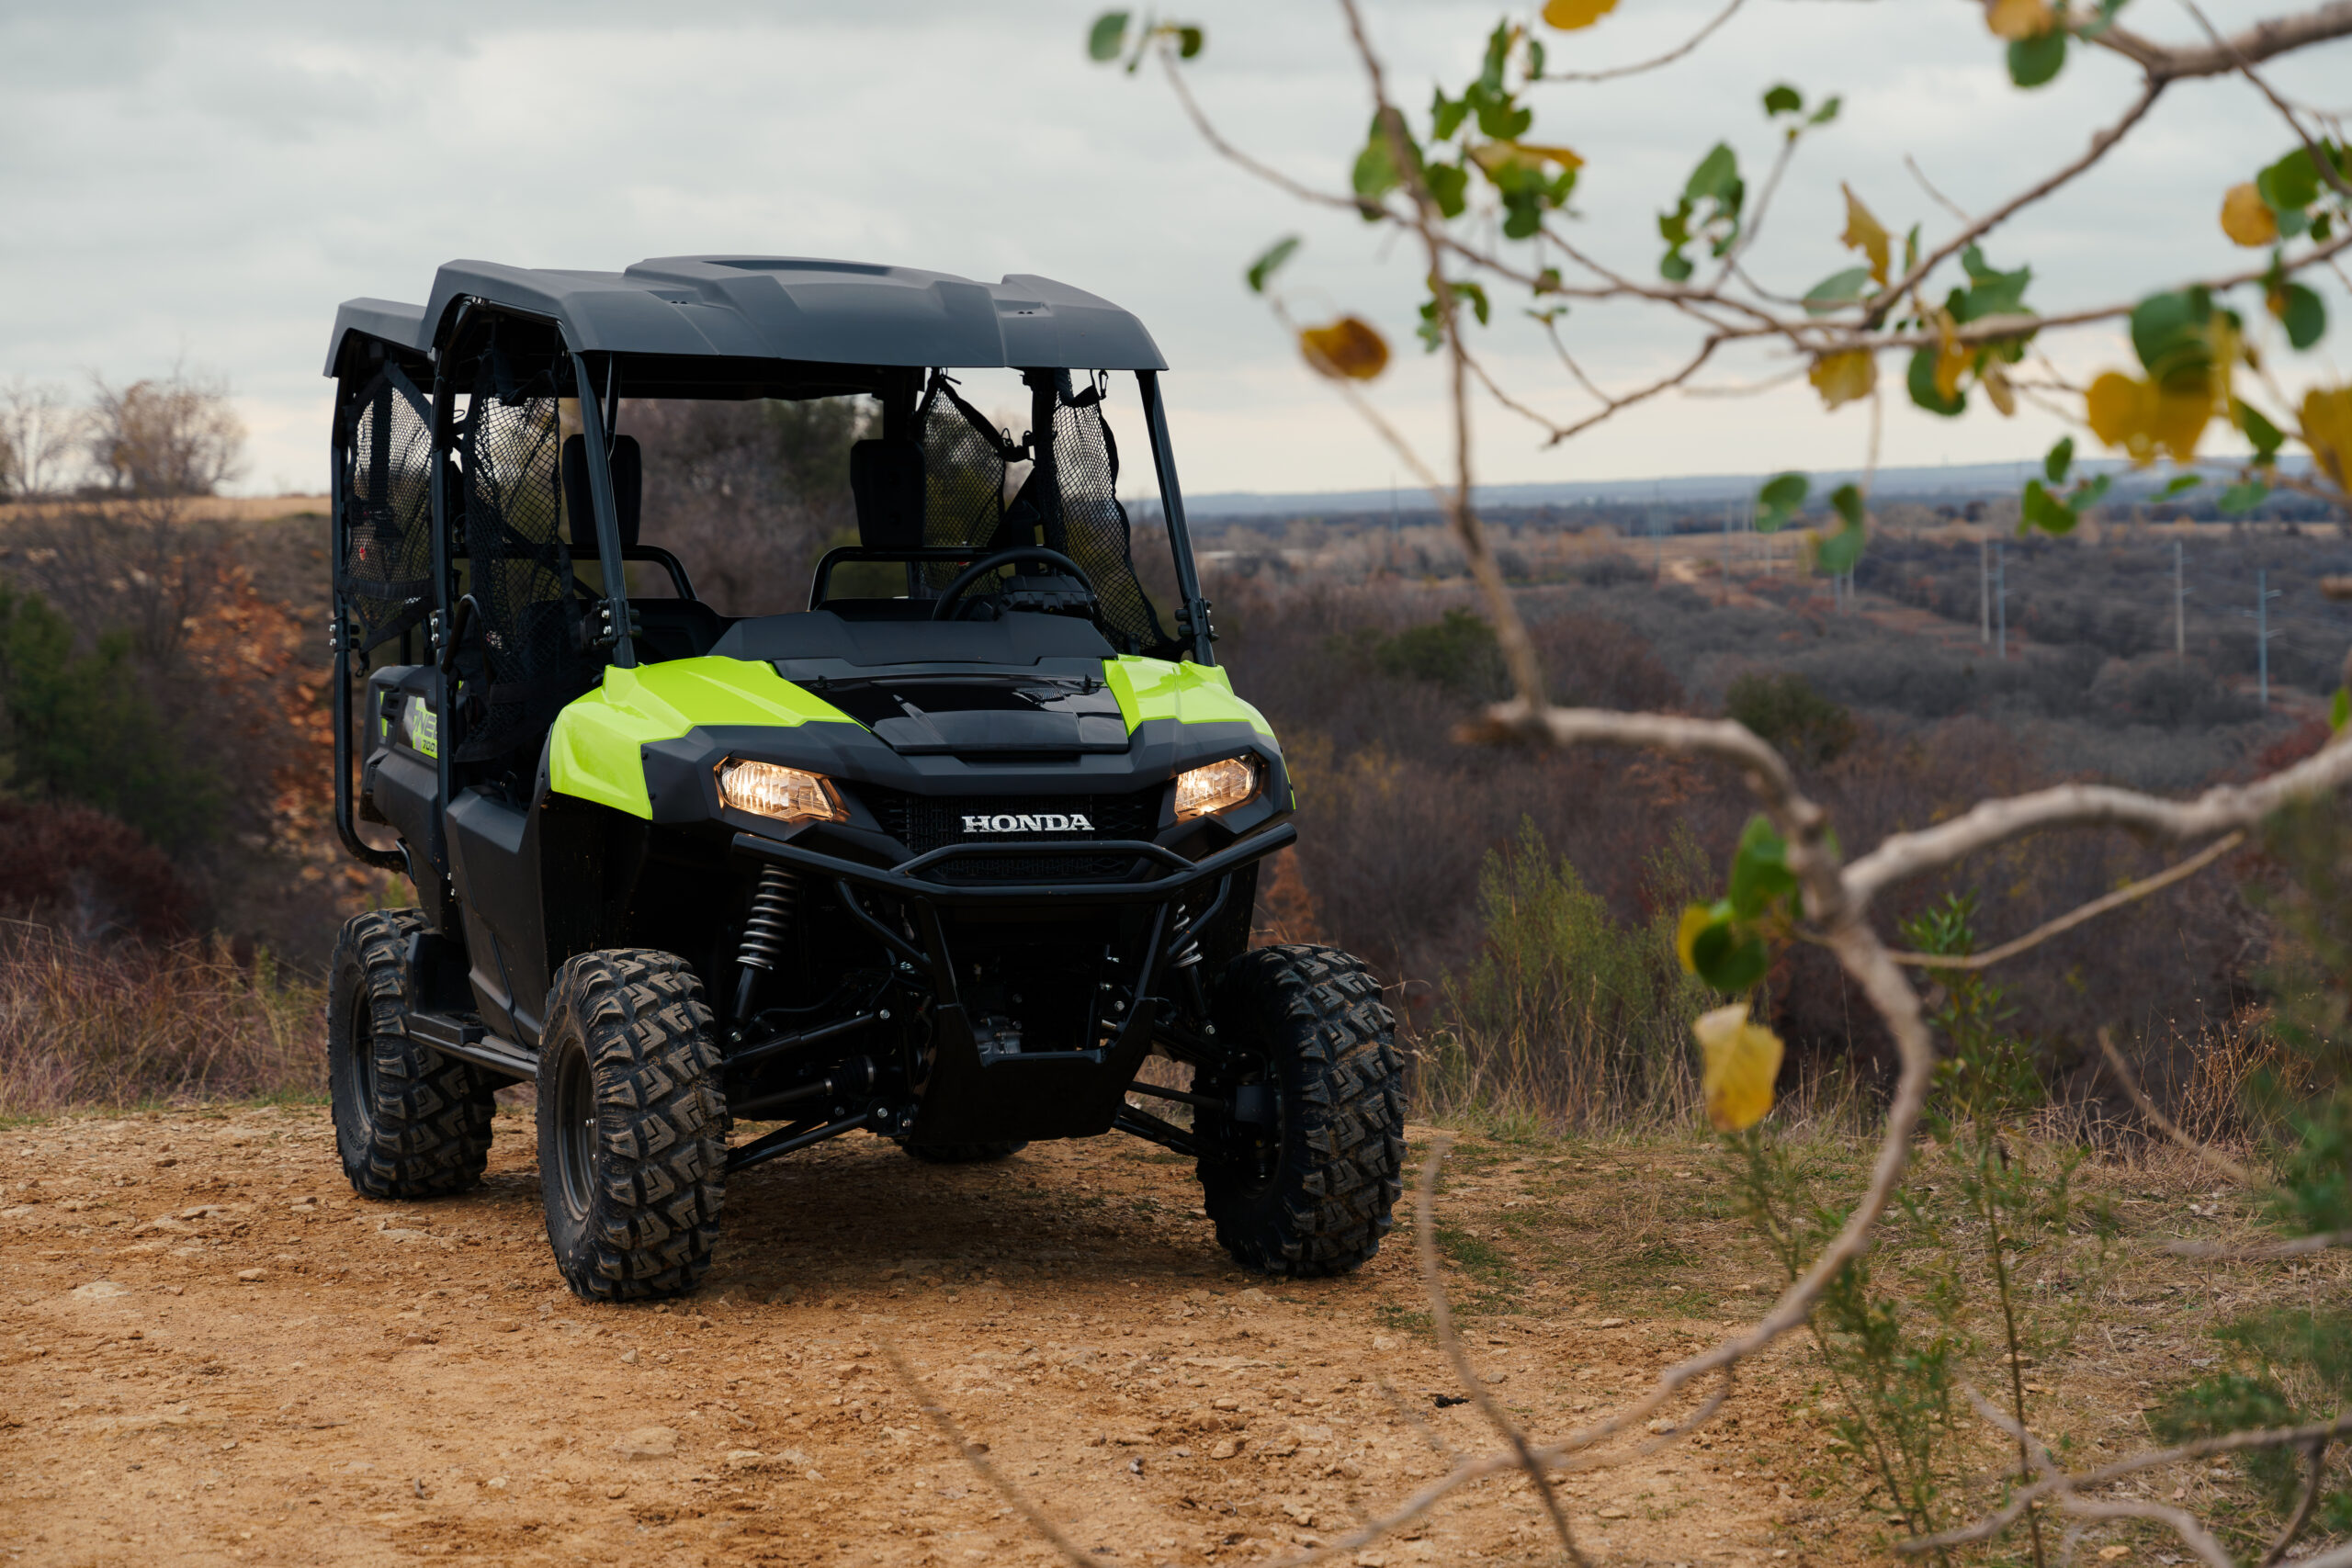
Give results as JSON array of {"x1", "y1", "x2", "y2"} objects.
[{"x1": 732, "y1": 865, "x2": 797, "y2": 1026}]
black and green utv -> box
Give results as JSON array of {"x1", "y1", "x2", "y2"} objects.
[{"x1": 322, "y1": 256, "x2": 1403, "y2": 1300}]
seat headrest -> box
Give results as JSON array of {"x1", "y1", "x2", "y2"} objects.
[
  {"x1": 850, "y1": 438, "x2": 925, "y2": 550},
  {"x1": 560, "y1": 434, "x2": 642, "y2": 552}
]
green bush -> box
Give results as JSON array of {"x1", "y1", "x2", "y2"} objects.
[
  {"x1": 1425, "y1": 818, "x2": 1712, "y2": 1129},
  {"x1": 0, "y1": 583, "x2": 218, "y2": 852},
  {"x1": 1724, "y1": 671, "x2": 1858, "y2": 765}
]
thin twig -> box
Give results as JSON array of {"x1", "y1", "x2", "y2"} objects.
[
  {"x1": 1891, "y1": 832, "x2": 2246, "y2": 970},
  {"x1": 2180, "y1": 0, "x2": 2352, "y2": 200},
  {"x1": 2262, "y1": 1439, "x2": 2332, "y2": 1568},
  {"x1": 1543, "y1": 0, "x2": 1750, "y2": 82},
  {"x1": 1905, "y1": 153, "x2": 1975, "y2": 224},
  {"x1": 1373, "y1": 1375, "x2": 1457, "y2": 1461},
  {"x1": 882, "y1": 1342, "x2": 1094, "y2": 1568},
  {"x1": 2096, "y1": 1026, "x2": 2256, "y2": 1183},
  {"x1": 1415, "y1": 1136, "x2": 1590, "y2": 1568}
]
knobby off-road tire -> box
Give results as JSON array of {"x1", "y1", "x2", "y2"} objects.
[
  {"x1": 1195, "y1": 943, "x2": 1405, "y2": 1277},
  {"x1": 537, "y1": 950, "x2": 729, "y2": 1302},
  {"x1": 900, "y1": 1140, "x2": 1029, "y2": 1164},
  {"x1": 328, "y1": 909, "x2": 498, "y2": 1200}
]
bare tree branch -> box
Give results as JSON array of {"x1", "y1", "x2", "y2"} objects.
[
  {"x1": 2181, "y1": 0, "x2": 2352, "y2": 201},
  {"x1": 1891, "y1": 831, "x2": 2247, "y2": 971},
  {"x1": 1415, "y1": 1136, "x2": 1590, "y2": 1567},
  {"x1": 883, "y1": 1342, "x2": 1096, "y2": 1568},
  {"x1": 2096, "y1": 0, "x2": 2352, "y2": 82},
  {"x1": 2096, "y1": 1025, "x2": 2257, "y2": 1183},
  {"x1": 2261, "y1": 1439, "x2": 2332, "y2": 1568},
  {"x1": 1542, "y1": 0, "x2": 1751, "y2": 83},
  {"x1": 1870, "y1": 79, "x2": 2167, "y2": 326}
]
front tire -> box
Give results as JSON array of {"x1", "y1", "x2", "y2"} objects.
[
  {"x1": 1195, "y1": 944, "x2": 1405, "y2": 1277},
  {"x1": 328, "y1": 909, "x2": 496, "y2": 1200},
  {"x1": 537, "y1": 949, "x2": 729, "y2": 1301}
]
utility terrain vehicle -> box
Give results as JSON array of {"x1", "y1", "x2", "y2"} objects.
[{"x1": 322, "y1": 256, "x2": 1403, "y2": 1300}]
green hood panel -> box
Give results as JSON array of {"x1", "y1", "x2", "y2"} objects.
[
  {"x1": 548, "y1": 659, "x2": 861, "y2": 818},
  {"x1": 1104, "y1": 657, "x2": 1274, "y2": 738}
]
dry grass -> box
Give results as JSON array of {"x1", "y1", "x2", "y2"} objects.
[{"x1": 0, "y1": 922, "x2": 324, "y2": 1116}]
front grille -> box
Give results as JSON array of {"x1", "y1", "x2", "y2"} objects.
[{"x1": 856, "y1": 787, "x2": 1162, "y2": 884}]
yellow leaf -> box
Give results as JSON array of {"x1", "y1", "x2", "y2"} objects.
[
  {"x1": 1985, "y1": 0, "x2": 2056, "y2": 39},
  {"x1": 1840, "y1": 185, "x2": 1891, "y2": 287},
  {"x1": 2305, "y1": 386, "x2": 2352, "y2": 491},
  {"x1": 1929, "y1": 313, "x2": 1971, "y2": 402},
  {"x1": 1694, "y1": 1004, "x2": 1784, "y2": 1133},
  {"x1": 1513, "y1": 141, "x2": 1585, "y2": 172},
  {"x1": 1675, "y1": 905, "x2": 1714, "y2": 975},
  {"x1": 1808, "y1": 351, "x2": 1877, "y2": 410},
  {"x1": 1543, "y1": 0, "x2": 1619, "y2": 29},
  {"x1": 2221, "y1": 183, "x2": 2278, "y2": 248},
  {"x1": 1983, "y1": 360, "x2": 2018, "y2": 417},
  {"x1": 2086, "y1": 371, "x2": 2216, "y2": 466},
  {"x1": 1299, "y1": 317, "x2": 1390, "y2": 382}
]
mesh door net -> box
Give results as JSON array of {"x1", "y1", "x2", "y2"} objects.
[
  {"x1": 339, "y1": 367, "x2": 435, "y2": 654},
  {"x1": 910, "y1": 370, "x2": 1175, "y2": 657},
  {"x1": 1048, "y1": 374, "x2": 1173, "y2": 656},
  {"x1": 915, "y1": 373, "x2": 1013, "y2": 592},
  {"x1": 454, "y1": 370, "x2": 592, "y2": 763}
]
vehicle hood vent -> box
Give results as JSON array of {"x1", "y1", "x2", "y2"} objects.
[{"x1": 797, "y1": 673, "x2": 1130, "y2": 756}]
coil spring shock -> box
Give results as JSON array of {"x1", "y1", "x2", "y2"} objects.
[{"x1": 732, "y1": 866, "x2": 797, "y2": 1027}]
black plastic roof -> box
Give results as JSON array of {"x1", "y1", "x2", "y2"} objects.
[{"x1": 324, "y1": 256, "x2": 1168, "y2": 378}]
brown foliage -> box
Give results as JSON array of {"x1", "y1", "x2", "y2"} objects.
[{"x1": 0, "y1": 799, "x2": 193, "y2": 943}]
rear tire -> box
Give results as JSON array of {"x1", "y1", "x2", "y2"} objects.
[
  {"x1": 900, "y1": 1140, "x2": 1029, "y2": 1164},
  {"x1": 328, "y1": 909, "x2": 496, "y2": 1200},
  {"x1": 1194, "y1": 944, "x2": 1405, "y2": 1278},
  {"x1": 537, "y1": 949, "x2": 729, "y2": 1302}
]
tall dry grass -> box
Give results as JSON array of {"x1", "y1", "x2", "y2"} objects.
[{"x1": 0, "y1": 922, "x2": 323, "y2": 1115}]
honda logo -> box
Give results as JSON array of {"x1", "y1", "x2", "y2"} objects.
[{"x1": 962, "y1": 812, "x2": 1093, "y2": 834}]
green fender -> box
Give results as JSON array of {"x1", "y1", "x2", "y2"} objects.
[
  {"x1": 1102, "y1": 656, "x2": 1276, "y2": 738},
  {"x1": 548, "y1": 659, "x2": 860, "y2": 818}
]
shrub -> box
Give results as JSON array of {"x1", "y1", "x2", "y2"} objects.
[
  {"x1": 1724, "y1": 671, "x2": 1858, "y2": 765},
  {"x1": 0, "y1": 799, "x2": 192, "y2": 943}
]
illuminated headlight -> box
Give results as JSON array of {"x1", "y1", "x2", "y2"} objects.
[
  {"x1": 716, "y1": 760, "x2": 843, "y2": 823},
  {"x1": 1173, "y1": 757, "x2": 1259, "y2": 820}
]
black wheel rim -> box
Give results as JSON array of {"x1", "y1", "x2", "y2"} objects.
[{"x1": 552, "y1": 1042, "x2": 597, "y2": 1223}]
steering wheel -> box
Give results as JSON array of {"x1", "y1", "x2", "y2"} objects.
[{"x1": 929, "y1": 547, "x2": 1099, "y2": 622}]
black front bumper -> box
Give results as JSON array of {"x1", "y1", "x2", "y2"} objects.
[{"x1": 728, "y1": 822, "x2": 1294, "y2": 1150}]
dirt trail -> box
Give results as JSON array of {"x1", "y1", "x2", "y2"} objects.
[{"x1": 1, "y1": 1106, "x2": 1825, "y2": 1567}]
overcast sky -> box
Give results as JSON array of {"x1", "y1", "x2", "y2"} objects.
[{"x1": 2, "y1": 0, "x2": 2345, "y2": 499}]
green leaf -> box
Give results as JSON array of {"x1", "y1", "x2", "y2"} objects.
[
  {"x1": 2007, "y1": 31, "x2": 2066, "y2": 88},
  {"x1": 2043, "y1": 434, "x2": 2075, "y2": 485},
  {"x1": 1905, "y1": 346, "x2": 1966, "y2": 416},
  {"x1": 2278, "y1": 283, "x2": 2326, "y2": 351},
  {"x1": 1527, "y1": 37, "x2": 1546, "y2": 78},
  {"x1": 1175, "y1": 24, "x2": 1204, "y2": 58},
  {"x1": 2074, "y1": 472, "x2": 2113, "y2": 508},
  {"x1": 1087, "y1": 11, "x2": 1130, "y2": 62},
  {"x1": 1803, "y1": 266, "x2": 1874, "y2": 315},
  {"x1": 2159, "y1": 473, "x2": 2204, "y2": 498},
  {"x1": 1245, "y1": 236, "x2": 1301, "y2": 295},
  {"x1": 1686, "y1": 142, "x2": 1740, "y2": 202},
  {"x1": 1812, "y1": 522, "x2": 1867, "y2": 577},
  {"x1": 2235, "y1": 398, "x2": 2287, "y2": 458},
  {"x1": 1757, "y1": 472, "x2": 1809, "y2": 532},
  {"x1": 1431, "y1": 87, "x2": 1471, "y2": 142},
  {"x1": 2021, "y1": 478, "x2": 2077, "y2": 536},
  {"x1": 1762, "y1": 84, "x2": 1803, "y2": 116},
  {"x1": 1808, "y1": 96, "x2": 1842, "y2": 126},
  {"x1": 2131, "y1": 288, "x2": 2216, "y2": 389},
  {"x1": 1478, "y1": 19, "x2": 1512, "y2": 95},
  {"x1": 1660, "y1": 251, "x2": 1694, "y2": 283},
  {"x1": 1902, "y1": 223, "x2": 1920, "y2": 275},
  {"x1": 1691, "y1": 920, "x2": 1770, "y2": 993},
  {"x1": 1427, "y1": 162, "x2": 1470, "y2": 219},
  {"x1": 2219, "y1": 480, "x2": 2271, "y2": 514},
  {"x1": 2332, "y1": 687, "x2": 2348, "y2": 733},
  {"x1": 2258, "y1": 148, "x2": 2321, "y2": 214},
  {"x1": 1830, "y1": 483, "x2": 1866, "y2": 531},
  {"x1": 1949, "y1": 245, "x2": 2033, "y2": 322},
  {"x1": 1727, "y1": 816, "x2": 1797, "y2": 919}
]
